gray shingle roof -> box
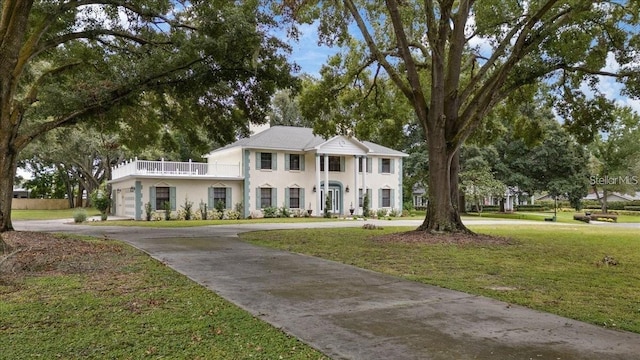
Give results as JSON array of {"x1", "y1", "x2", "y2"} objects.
[{"x1": 210, "y1": 126, "x2": 407, "y2": 156}]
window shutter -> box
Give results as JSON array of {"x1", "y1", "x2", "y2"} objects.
[
  {"x1": 208, "y1": 187, "x2": 214, "y2": 208},
  {"x1": 272, "y1": 153, "x2": 277, "y2": 170},
  {"x1": 272, "y1": 188, "x2": 277, "y2": 208},
  {"x1": 225, "y1": 187, "x2": 232, "y2": 209},
  {"x1": 255, "y1": 152, "x2": 261, "y2": 170},
  {"x1": 149, "y1": 186, "x2": 156, "y2": 210},
  {"x1": 378, "y1": 158, "x2": 383, "y2": 174},
  {"x1": 256, "y1": 188, "x2": 261, "y2": 209},
  {"x1": 340, "y1": 157, "x2": 345, "y2": 172},
  {"x1": 391, "y1": 189, "x2": 395, "y2": 208},
  {"x1": 378, "y1": 188, "x2": 382, "y2": 208},
  {"x1": 367, "y1": 158, "x2": 372, "y2": 173},
  {"x1": 300, "y1": 188, "x2": 305, "y2": 209},
  {"x1": 367, "y1": 189, "x2": 373, "y2": 205},
  {"x1": 285, "y1": 154, "x2": 290, "y2": 171},
  {"x1": 285, "y1": 187, "x2": 290, "y2": 208},
  {"x1": 300, "y1": 155, "x2": 305, "y2": 171},
  {"x1": 390, "y1": 159, "x2": 395, "y2": 174},
  {"x1": 170, "y1": 187, "x2": 176, "y2": 211}
]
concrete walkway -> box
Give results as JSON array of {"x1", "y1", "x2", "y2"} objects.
[{"x1": 14, "y1": 219, "x2": 640, "y2": 359}]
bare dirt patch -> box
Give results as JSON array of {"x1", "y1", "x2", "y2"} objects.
[
  {"x1": 0, "y1": 231, "x2": 127, "y2": 286},
  {"x1": 371, "y1": 230, "x2": 515, "y2": 246}
]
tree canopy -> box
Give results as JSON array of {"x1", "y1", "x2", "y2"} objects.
[
  {"x1": 276, "y1": 0, "x2": 640, "y2": 233},
  {"x1": 588, "y1": 106, "x2": 640, "y2": 212},
  {"x1": 0, "y1": 0, "x2": 297, "y2": 236}
]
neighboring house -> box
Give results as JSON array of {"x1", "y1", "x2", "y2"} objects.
[
  {"x1": 109, "y1": 125, "x2": 408, "y2": 220},
  {"x1": 583, "y1": 191, "x2": 640, "y2": 203},
  {"x1": 412, "y1": 185, "x2": 428, "y2": 210},
  {"x1": 483, "y1": 188, "x2": 534, "y2": 211},
  {"x1": 12, "y1": 187, "x2": 30, "y2": 199},
  {"x1": 535, "y1": 191, "x2": 640, "y2": 203}
]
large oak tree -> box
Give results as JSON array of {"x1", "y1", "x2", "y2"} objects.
[
  {"x1": 0, "y1": 0, "x2": 296, "y2": 246},
  {"x1": 279, "y1": 0, "x2": 640, "y2": 232}
]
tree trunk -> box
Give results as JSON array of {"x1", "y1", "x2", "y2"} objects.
[
  {"x1": 0, "y1": 144, "x2": 19, "y2": 233},
  {"x1": 77, "y1": 182, "x2": 84, "y2": 208},
  {"x1": 418, "y1": 135, "x2": 469, "y2": 233},
  {"x1": 56, "y1": 164, "x2": 75, "y2": 208},
  {"x1": 602, "y1": 188, "x2": 608, "y2": 214}
]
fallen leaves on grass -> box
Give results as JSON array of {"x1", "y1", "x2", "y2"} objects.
[{"x1": 0, "y1": 231, "x2": 126, "y2": 285}]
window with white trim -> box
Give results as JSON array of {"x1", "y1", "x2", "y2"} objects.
[
  {"x1": 381, "y1": 189, "x2": 391, "y2": 207},
  {"x1": 261, "y1": 153, "x2": 272, "y2": 169},
  {"x1": 320, "y1": 156, "x2": 341, "y2": 172},
  {"x1": 289, "y1": 154, "x2": 301, "y2": 171},
  {"x1": 213, "y1": 187, "x2": 226, "y2": 208},
  {"x1": 260, "y1": 188, "x2": 272, "y2": 208},
  {"x1": 381, "y1": 158, "x2": 391, "y2": 173},
  {"x1": 289, "y1": 188, "x2": 300, "y2": 208},
  {"x1": 155, "y1": 187, "x2": 170, "y2": 210}
]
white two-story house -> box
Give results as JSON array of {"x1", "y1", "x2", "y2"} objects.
[{"x1": 109, "y1": 125, "x2": 407, "y2": 219}]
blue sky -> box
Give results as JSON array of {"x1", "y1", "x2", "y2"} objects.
[
  {"x1": 285, "y1": 22, "x2": 640, "y2": 115},
  {"x1": 285, "y1": 23, "x2": 337, "y2": 77}
]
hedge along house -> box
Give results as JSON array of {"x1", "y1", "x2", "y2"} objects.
[{"x1": 109, "y1": 125, "x2": 407, "y2": 220}]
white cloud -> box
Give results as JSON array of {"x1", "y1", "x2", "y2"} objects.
[
  {"x1": 579, "y1": 52, "x2": 640, "y2": 114},
  {"x1": 286, "y1": 21, "x2": 339, "y2": 76}
]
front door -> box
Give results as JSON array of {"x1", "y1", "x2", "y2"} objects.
[{"x1": 320, "y1": 188, "x2": 340, "y2": 214}]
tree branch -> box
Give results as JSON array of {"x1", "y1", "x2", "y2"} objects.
[
  {"x1": 342, "y1": 0, "x2": 413, "y2": 101},
  {"x1": 14, "y1": 57, "x2": 205, "y2": 150},
  {"x1": 384, "y1": 0, "x2": 429, "y2": 121}
]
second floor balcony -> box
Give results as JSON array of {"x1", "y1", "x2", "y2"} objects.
[{"x1": 112, "y1": 158, "x2": 242, "y2": 180}]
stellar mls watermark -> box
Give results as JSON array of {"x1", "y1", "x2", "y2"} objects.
[{"x1": 590, "y1": 175, "x2": 639, "y2": 186}]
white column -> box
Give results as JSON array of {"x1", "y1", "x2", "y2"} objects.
[
  {"x1": 362, "y1": 156, "x2": 367, "y2": 206},
  {"x1": 324, "y1": 154, "x2": 329, "y2": 213},
  {"x1": 353, "y1": 155, "x2": 359, "y2": 215},
  {"x1": 315, "y1": 154, "x2": 321, "y2": 215}
]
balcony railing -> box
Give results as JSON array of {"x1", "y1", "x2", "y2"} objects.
[{"x1": 112, "y1": 158, "x2": 242, "y2": 180}]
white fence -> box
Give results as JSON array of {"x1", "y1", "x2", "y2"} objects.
[{"x1": 112, "y1": 158, "x2": 241, "y2": 179}]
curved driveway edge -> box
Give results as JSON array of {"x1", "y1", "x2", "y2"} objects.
[{"x1": 15, "y1": 219, "x2": 640, "y2": 359}]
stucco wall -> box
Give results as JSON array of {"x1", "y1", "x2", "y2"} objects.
[
  {"x1": 110, "y1": 177, "x2": 243, "y2": 219},
  {"x1": 246, "y1": 150, "x2": 404, "y2": 216}
]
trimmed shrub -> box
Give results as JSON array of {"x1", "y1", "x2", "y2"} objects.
[
  {"x1": 224, "y1": 210, "x2": 241, "y2": 220},
  {"x1": 234, "y1": 201, "x2": 244, "y2": 218},
  {"x1": 163, "y1": 201, "x2": 171, "y2": 221},
  {"x1": 362, "y1": 193, "x2": 370, "y2": 217},
  {"x1": 573, "y1": 214, "x2": 590, "y2": 223},
  {"x1": 215, "y1": 200, "x2": 226, "y2": 213},
  {"x1": 145, "y1": 202, "x2": 152, "y2": 221},
  {"x1": 199, "y1": 201, "x2": 208, "y2": 220},
  {"x1": 73, "y1": 209, "x2": 87, "y2": 223},
  {"x1": 480, "y1": 206, "x2": 501, "y2": 212},
  {"x1": 263, "y1": 207, "x2": 278, "y2": 218},
  {"x1": 592, "y1": 213, "x2": 618, "y2": 222},
  {"x1": 181, "y1": 197, "x2": 193, "y2": 220},
  {"x1": 279, "y1": 205, "x2": 291, "y2": 218},
  {"x1": 515, "y1": 205, "x2": 547, "y2": 211},
  {"x1": 376, "y1": 208, "x2": 388, "y2": 219}
]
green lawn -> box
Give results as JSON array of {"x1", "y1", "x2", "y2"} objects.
[
  {"x1": 0, "y1": 234, "x2": 325, "y2": 359},
  {"x1": 464, "y1": 211, "x2": 640, "y2": 223},
  {"x1": 11, "y1": 208, "x2": 100, "y2": 220},
  {"x1": 92, "y1": 217, "x2": 336, "y2": 227},
  {"x1": 240, "y1": 224, "x2": 640, "y2": 334}
]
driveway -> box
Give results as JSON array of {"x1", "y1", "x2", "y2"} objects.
[{"x1": 14, "y1": 218, "x2": 640, "y2": 359}]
